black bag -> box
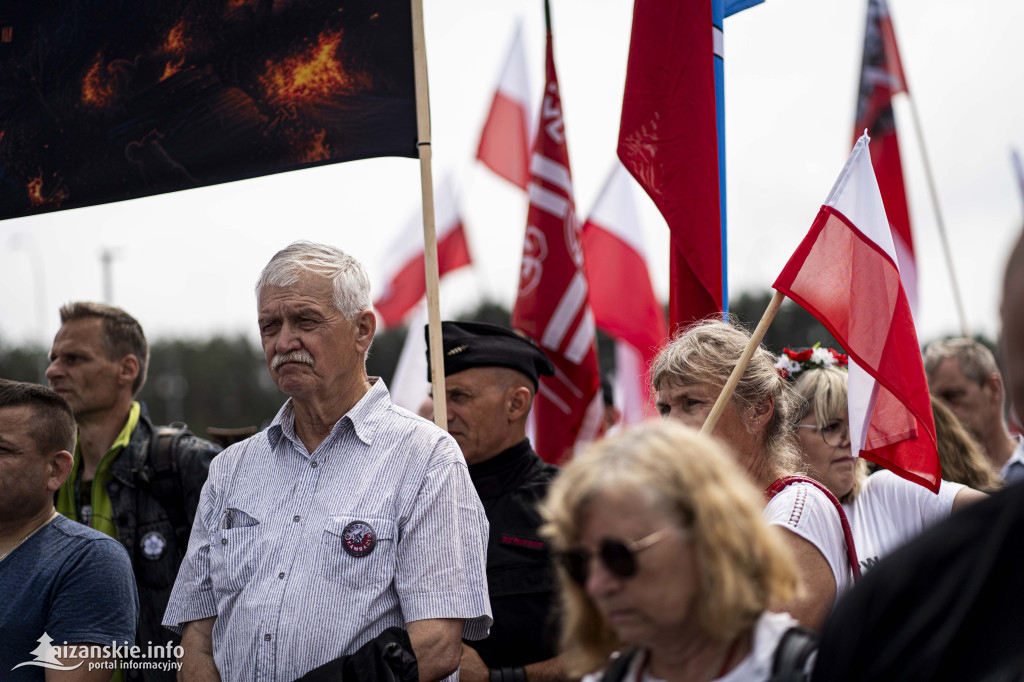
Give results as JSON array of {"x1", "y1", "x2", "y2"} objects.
[{"x1": 292, "y1": 627, "x2": 419, "y2": 682}]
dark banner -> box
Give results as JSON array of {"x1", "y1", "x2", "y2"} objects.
[{"x1": 0, "y1": 0, "x2": 417, "y2": 220}]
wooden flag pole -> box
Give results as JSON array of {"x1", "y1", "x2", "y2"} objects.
[
  {"x1": 904, "y1": 96, "x2": 969, "y2": 338},
  {"x1": 411, "y1": 0, "x2": 447, "y2": 429},
  {"x1": 700, "y1": 291, "x2": 785, "y2": 436}
]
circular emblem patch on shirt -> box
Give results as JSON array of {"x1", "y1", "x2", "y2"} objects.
[
  {"x1": 341, "y1": 521, "x2": 376, "y2": 557},
  {"x1": 140, "y1": 531, "x2": 167, "y2": 561}
]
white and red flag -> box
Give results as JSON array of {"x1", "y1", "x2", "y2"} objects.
[
  {"x1": 581, "y1": 162, "x2": 667, "y2": 425},
  {"x1": 773, "y1": 133, "x2": 940, "y2": 492},
  {"x1": 512, "y1": 26, "x2": 601, "y2": 464},
  {"x1": 373, "y1": 176, "x2": 471, "y2": 328},
  {"x1": 476, "y1": 21, "x2": 532, "y2": 190},
  {"x1": 855, "y1": 0, "x2": 918, "y2": 312}
]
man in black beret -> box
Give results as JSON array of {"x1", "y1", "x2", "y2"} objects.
[{"x1": 427, "y1": 321, "x2": 567, "y2": 682}]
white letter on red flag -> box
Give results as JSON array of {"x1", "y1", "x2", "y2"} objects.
[
  {"x1": 773, "y1": 134, "x2": 939, "y2": 492},
  {"x1": 512, "y1": 29, "x2": 601, "y2": 464}
]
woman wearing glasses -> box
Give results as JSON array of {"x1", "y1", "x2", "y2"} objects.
[
  {"x1": 790, "y1": 360, "x2": 987, "y2": 572},
  {"x1": 650, "y1": 320, "x2": 853, "y2": 629},
  {"x1": 540, "y1": 420, "x2": 809, "y2": 682}
]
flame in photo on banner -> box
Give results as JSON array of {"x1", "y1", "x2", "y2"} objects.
[
  {"x1": 27, "y1": 173, "x2": 68, "y2": 209},
  {"x1": 294, "y1": 128, "x2": 331, "y2": 164},
  {"x1": 81, "y1": 55, "x2": 118, "y2": 109},
  {"x1": 260, "y1": 29, "x2": 368, "y2": 105},
  {"x1": 159, "y1": 18, "x2": 190, "y2": 80}
]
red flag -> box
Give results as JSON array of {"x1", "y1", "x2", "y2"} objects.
[
  {"x1": 476, "y1": 22, "x2": 532, "y2": 190},
  {"x1": 855, "y1": 0, "x2": 917, "y2": 312},
  {"x1": 581, "y1": 162, "x2": 667, "y2": 423},
  {"x1": 617, "y1": 1, "x2": 722, "y2": 331},
  {"x1": 374, "y1": 177, "x2": 471, "y2": 328},
  {"x1": 512, "y1": 29, "x2": 601, "y2": 464},
  {"x1": 773, "y1": 134, "x2": 939, "y2": 492}
]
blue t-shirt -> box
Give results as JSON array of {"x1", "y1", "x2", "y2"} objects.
[{"x1": 0, "y1": 514, "x2": 138, "y2": 680}]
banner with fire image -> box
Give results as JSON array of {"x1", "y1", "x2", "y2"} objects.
[{"x1": 0, "y1": 0, "x2": 417, "y2": 220}]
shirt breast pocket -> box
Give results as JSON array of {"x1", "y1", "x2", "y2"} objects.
[
  {"x1": 317, "y1": 515, "x2": 396, "y2": 589},
  {"x1": 209, "y1": 507, "x2": 261, "y2": 597}
]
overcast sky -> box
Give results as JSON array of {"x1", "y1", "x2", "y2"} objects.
[{"x1": 2, "y1": 0, "x2": 1023, "y2": 357}]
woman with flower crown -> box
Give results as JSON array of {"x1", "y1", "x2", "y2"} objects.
[
  {"x1": 786, "y1": 350, "x2": 988, "y2": 572},
  {"x1": 650, "y1": 319, "x2": 855, "y2": 630}
]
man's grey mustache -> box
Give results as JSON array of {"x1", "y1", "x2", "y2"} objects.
[{"x1": 271, "y1": 350, "x2": 315, "y2": 371}]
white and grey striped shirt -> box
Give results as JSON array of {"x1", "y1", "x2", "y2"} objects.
[{"x1": 163, "y1": 379, "x2": 492, "y2": 681}]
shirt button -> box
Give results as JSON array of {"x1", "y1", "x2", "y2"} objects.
[
  {"x1": 278, "y1": 572, "x2": 285, "y2": 579},
  {"x1": 293, "y1": 515, "x2": 301, "y2": 523},
  {"x1": 221, "y1": 538, "x2": 228, "y2": 545},
  {"x1": 310, "y1": 460, "x2": 319, "y2": 468},
  {"x1": 264, "y1": 634, "x2": 271, "y2": 641}
]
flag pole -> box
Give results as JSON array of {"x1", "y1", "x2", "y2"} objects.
[
  {"x1": 411, "y1": 0, "x2": 447, "y2": 429},
  {"x1": 903, "y1": 98, "x2": 969, "y2": 338},
  {"x1": 700, "y1": 290, "x2": 785, "y2": 436}
]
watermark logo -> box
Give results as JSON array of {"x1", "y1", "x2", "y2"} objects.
[
  {"x1": 12, "y1": 633, "x2": 83, "y2": 671},
  {"x1": 12, "y1": 633, "x2": 183, "y2": 674}
]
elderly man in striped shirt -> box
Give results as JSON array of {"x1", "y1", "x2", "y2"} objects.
[{"x1": 163, "y1": 241, "x2": 492, "y2": 681}]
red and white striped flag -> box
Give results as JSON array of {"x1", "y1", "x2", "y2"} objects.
[
  {"x1": 774, "y1": 133, "x2": 940, "y2": 492},
  {"x1": 581, "y1": 162, "x2": 667, "y2": 425},
  {"x1": 512, "y1": 27, "x2": 601, "y2": 464},
  {"x1": 476, "y1": 22, "x2": 532, "y2": 190},
  {"x1": 373, "y1": 176, "x2": 471, "y2": 328},
  {"x1": 855, "y1": 0, "x2": 918, "y2": 313}
]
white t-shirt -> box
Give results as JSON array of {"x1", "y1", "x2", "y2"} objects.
[
  {"x1": 763, "y1": 481, "x2": 855, "y2": 598},
  {"x1": 579, "y1": 611, "x2": 803, "y2": 682},
  {"x1": 844, "y1": 469, "x2": 964, "y2": 573}
]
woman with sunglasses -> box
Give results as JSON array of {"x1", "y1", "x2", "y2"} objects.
[
  {"x1": 540, "y1": 420, "x2": 806, "y2": 682},
  {"x1": 650, "y1": 320, "x2": 852, "y2": 629},
  {"x1": 790, "y1": 361, "x2": 988, "y2": 572}
]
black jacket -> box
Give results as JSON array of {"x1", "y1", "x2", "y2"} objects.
[
  {"x1": 105, "y1": 412, "x2": 220, "y2": 681},
  {"x1": 465, "y1": 439, "x2": 560, "y2": 668}
]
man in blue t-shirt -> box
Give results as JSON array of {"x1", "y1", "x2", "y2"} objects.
[{"x1": 0, "y1": 379, "x2": 138, "y2": 681}]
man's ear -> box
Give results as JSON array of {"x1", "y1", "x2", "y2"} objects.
[
  {"x1": 507, "y1": 386, "x2": 532, "y2": 422},
  {"x1": 49, "y1": 450, "x2": 74, "y2": 492},
  {"x1": 119, "y1": 354, "x2": 139, "y2": 389},
  {"x1": 355, "y1": 310, "x2": 376, "y2": 353},
  {"x1": 984, "y1": 372, "x2": 1005, "y2": 407}
]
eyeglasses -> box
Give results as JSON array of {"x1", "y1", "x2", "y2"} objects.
[
  {"x1": 558, "y1": 527, "x2": 676, "y2": 585},
  {"x1": 796, "y1": 419, "x2": 849, "y2": 448}
]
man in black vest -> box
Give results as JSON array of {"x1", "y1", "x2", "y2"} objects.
[
  {"x1": 47, "y1": 302, "x2": 220, "y2": 681},
  {"x1": 428, "y1": 321, "x2": 567, "y2": 682}
]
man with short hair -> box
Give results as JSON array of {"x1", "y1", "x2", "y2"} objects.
[
  {"x1": 428, "y1": 321, "x2": 567, "y2": 682},
  {"x1": 164, "y1": 241, "x2": 491, "y2": 681},
  {"x1": 0, "y1": 379, "x2": 138, "y2": 681},
  {"x1": 923, "y1": 337, "x2": 1021, "y2": 481},
  {"x1": 46, "y1": 302, "x2": 220, "y2": 679}
]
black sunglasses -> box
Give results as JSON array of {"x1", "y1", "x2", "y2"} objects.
[{"x1": 558, "y1": 527, "x2": 674, "y2": 585}]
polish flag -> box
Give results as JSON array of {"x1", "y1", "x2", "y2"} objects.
[
  {"x1": 373, "y1": 176, "x2": 471, "y2": 328},
  {"x1": 476, "y1": 22, "x2": 531, "y2": 190},
  {"x1": 854, "y1": 0, "x2": 918, "y2": 313},
  {"x1": 512, "y1": 27, "x2": 601, "y2": 464},
  {"x1": 773, "y1": 133, "x2": 940, "y2": 492},
  {"x1": 388, "y1": 304, "x2": 431, "y2": 413},
  {"x1": 581, "y1": 162, "x2": 667, "y2": 424}
]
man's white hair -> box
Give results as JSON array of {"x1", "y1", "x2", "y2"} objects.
[{"x1": 255, "y1": 241, "x2": 371, "y2": 320}]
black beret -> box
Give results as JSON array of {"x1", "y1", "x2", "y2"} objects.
[{"x1": 425, "y1": 321, "x2": 555, "y2": 389}]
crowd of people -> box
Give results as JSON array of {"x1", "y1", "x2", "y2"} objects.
[{"x1": 3, "y1": 235, "x2": 1024, "y2": 681}]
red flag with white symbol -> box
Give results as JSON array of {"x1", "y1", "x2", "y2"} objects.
[
  {"x1": 773, "y1": 133, "x2": 939, "y2": 492},
  {"x1": 476, "y1": 22, "x2": 532, "y2": 190},
  {"x1": 512, "y1": 26, "x2": 601, "y2": 464},
  {"x1": 581, "y1": 162, "x2": 667, "y2": 424}
]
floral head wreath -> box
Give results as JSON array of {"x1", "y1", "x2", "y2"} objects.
[{"x1": 774, "y1": 344, "x2": 848, "y2": 381}]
